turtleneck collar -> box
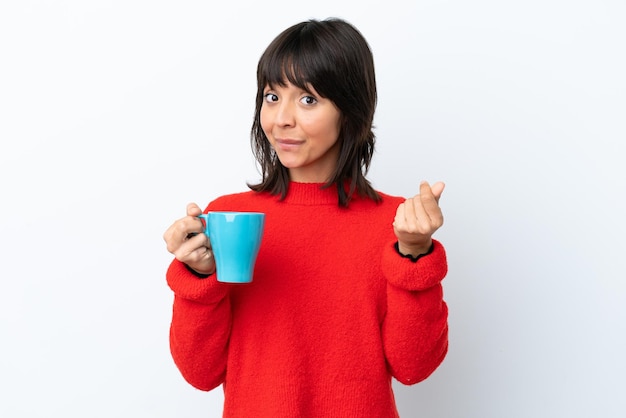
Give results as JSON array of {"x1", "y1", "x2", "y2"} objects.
[{"x1": 281, "y1": 181, "x2": 342, "y2": 206}]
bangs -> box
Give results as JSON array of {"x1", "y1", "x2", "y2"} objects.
[{"x1": 258, "y1": 27, "x2": 331, "y2": 96}]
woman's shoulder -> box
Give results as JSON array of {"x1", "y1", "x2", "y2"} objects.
[
  {"x1": 346, "y1": 189, "x2": 404, "y2": 213},
  {"x1": 206, "y1": 189, "x2": 271, "y2": 212},
  {"x1": 372, "y1": 190, "x2": 405, "y2": 207}
]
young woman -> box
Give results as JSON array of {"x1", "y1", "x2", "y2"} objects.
[{"x1": 163, "y1": 17, "x2": 448, "y2": 417}]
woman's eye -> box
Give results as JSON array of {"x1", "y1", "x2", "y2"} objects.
[
  {"x1": 264, "y1": 93, "x2": 278, "y2": 102},
  {"x1": 300, "y1": 96, "x2": 317, "y2": 105}
]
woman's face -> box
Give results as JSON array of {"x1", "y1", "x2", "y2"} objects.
[{"x1": 260, "y1": 81, "x2": 341, "y2": 183}]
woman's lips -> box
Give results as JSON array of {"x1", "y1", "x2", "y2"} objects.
[{"x1": 275, "y1": 138, "x2": 304, "y2": 150}]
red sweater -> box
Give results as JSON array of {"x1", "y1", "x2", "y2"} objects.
[{"x1": 166, "y1": 182, "x2": 448, "y2": 417}]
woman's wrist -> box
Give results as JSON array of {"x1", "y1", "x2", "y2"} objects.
[
  {"x1": 185, "y1": 263, "x2": 215, "y2": 279},
  {"x1": 395, "y1": 240, "x2": 434, "y2": 262}
]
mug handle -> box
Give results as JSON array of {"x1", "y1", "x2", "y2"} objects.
[
  {"x1": 197, "y1": 213, "x2": 210, "y2": 237},
  {"x1": 188, "y1": 214, "x2": 209, "y2": 238}
]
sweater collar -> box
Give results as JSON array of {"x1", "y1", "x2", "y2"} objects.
[{"x1": 281, "y1": 181, "x2": 341, "y2": 206}]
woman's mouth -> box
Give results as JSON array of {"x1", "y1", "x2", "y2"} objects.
[{"x1": 275, "y1": 138, "x2": 304, "y2": 150}]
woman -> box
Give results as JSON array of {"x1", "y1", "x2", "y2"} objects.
[{"x1": 163, "y1": 17, "x2": 448, "y2": 417}]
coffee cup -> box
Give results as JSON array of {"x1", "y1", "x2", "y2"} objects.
[{"x1": 198, "y1": 212, "x2": 265, "y2": 283}]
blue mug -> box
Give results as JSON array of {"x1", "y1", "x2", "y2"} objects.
[{"x1": 198, "y1": 212, "x2": 265, "y2": 283}]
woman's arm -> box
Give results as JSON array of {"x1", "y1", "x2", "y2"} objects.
[
  {"x1": 167, "y1": 259, "x2": 231, "y2": 391},
  {"x1": 382, "y1": 239, "x2": 449, "y2": 384}
]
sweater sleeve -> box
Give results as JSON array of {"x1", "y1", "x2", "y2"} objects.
[
  {"x1": 381, "y1": 239, "x2": 449, "y2": 385},
  {"x1": 166, "y1": 258, "x2": 231, "y2": 391}
]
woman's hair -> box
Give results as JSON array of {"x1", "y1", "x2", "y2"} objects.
[{"x1": 248, "y1": 17, "x2": 381, "y2": 207}]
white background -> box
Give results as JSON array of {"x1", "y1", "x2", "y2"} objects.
[{"x1": 1, "y1": 1, "x2": 624, "y2": 417}]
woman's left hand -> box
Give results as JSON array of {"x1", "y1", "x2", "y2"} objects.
[{"x1": 393, "y1": 181, "x2": 445, "y2": 257}]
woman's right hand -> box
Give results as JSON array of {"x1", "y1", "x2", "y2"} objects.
[{"x1": 163, "y1": 203, "x2": 216, "y2": 275}]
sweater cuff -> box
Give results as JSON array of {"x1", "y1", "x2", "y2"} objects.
[
  {"x1": 166, "y1": 259, "x2": 228, "y2": 305},
  {"x1": 382, "y1": 239, "x2": 448, "y2": 291}
]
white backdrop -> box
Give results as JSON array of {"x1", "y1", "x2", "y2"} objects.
[{"x1": 1, "y1": 1, "x2": 624, "y2": 417}]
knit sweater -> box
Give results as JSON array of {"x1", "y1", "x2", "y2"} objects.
[{"x1": 166, "y1": 182, "x2": 448, "y2": 418}]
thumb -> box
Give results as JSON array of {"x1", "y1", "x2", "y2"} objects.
[
  {"x1": 186, "y1": 202, "x2": 203, "y2": 216},
  {"x1": 431, "y1": 182, "x2": 445, "y2": 202}
]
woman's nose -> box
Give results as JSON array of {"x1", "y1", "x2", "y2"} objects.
[{"x1": 275, "y1": 101, "x2": 295, "y2": 127}]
